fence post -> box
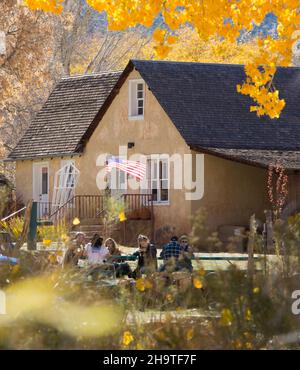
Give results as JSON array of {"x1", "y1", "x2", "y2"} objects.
[
  {"x1": 265, "y1": 209, "x2": 273, "y2": 253},
  {"x1": 13, "y1": 200, "x2": 33, "y2": 255},
  {"x1": 247, "y1": 214, "x2": 256, "y2": 281},
  {"x1": 123, "y1": 194, "x2": 127, "y2": 245}
]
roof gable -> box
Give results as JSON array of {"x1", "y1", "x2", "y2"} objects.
[{"x1": 8, "y1": 71, "x2": 121, "y2": 161}]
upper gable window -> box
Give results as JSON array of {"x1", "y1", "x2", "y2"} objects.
[{"x1": 129, "y1": 79, "x2": 145, "y2": 119}]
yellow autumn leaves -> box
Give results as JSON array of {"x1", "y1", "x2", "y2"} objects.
[
  {"x1": 220, "y1": 306, "x2": 252, "y2": 327},
  {"x1": 23, "y1": 1, "x2": 300, "y2": 119},
  {"x1": 153, "y1": 29, "x2": 178, "y2": 59},
  {"x1": 72, "y1": 217, "x2": 80, "y2": 226},
  {"x1": 123, "y1": 330, "x2": 134, "y2": 346},
  {"x1": 237, "y1": 64, "x2": 286, "y2": 119},
  {"x1": 135, "y1": 277, "x2": 153, "y2": 292},
  {"x1": 24, "y1": 0, "x2": 63, "y2": 14}
]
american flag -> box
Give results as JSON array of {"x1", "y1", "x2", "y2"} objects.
[{"x1": 106, "y1": 156, "x2": 146, "y2": 181}]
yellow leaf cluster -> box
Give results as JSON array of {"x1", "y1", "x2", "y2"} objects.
[
  {"x1": 135, "y1": 277, "x2": 153, "y2": 292},
  {"x1": 193, "y1": 277, "x2": 203, "y2": 289},
  {"x1": 123, "y1": 330, "x2": 134, "y2": 346},
  {"x1": 244, "y1": 308, "x2": 252, "y2": 321},
  {"x1": 237, "y1": 62, "x2": 286, "y2": 119},
  {"x1": 219, "y1": 308, "x2": 233, "y2": 327},
  {"x1": 24, "y1": 0, "x2": 63, "y2": 14}
]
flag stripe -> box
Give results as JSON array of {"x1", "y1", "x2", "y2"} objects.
[
  {"x1": 106, "y1": 157, "x2": 146, "y2": 180},
  {"x1": 107, "y1": 164, "x2": 144, "y2": 178},
  {"x1": 107, "y1": 162, "x2": 146, "y2": 173}
]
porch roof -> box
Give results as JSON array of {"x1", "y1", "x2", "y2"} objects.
[{"x1": 197, "y1": 147, "x2": 300, "y2": 171}]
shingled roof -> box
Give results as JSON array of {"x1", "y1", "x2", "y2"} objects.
[
  {"x1": 7, "y1": 60, "x2": 300, "y2": 168},
  {"x1": 131, "y1": 60, "x2": 300, "y2": 151},
  {"x1": 7, "y1": 71, "x2": 121, "y2": 160}
]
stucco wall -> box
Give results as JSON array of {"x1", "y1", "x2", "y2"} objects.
[
  {"x1": 15, "y1": 160, "x2": 32, "y2": 205},
  {"x1": 15, "y1": 155, "x2": 82, "y2": 205},
  {"x1": 191, "y1": 151, "x2": 269, "y2": 243}
]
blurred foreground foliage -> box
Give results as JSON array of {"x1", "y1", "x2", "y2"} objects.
[{"x1": 0, "y1": 211, "x2": 300, "y2": 349}]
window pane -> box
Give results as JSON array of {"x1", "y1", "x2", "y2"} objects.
[
  {"x1": 42, "y1": 168, "x2": 48, "y2": 195},
  {"x1": 151, "y1": 180, "x2": 158, "y2": 189},
  {"x1": 66, "y1": 173, "x2": 74, "y2": 188},
  {"x1": 161, "y1": 189, "x2": 169, "y2": 202},
  {"x1": 161, "y1": 160, "x2": 168, "y2": 179},
  {"x1": 137, "y1": 91, "x2": 143, "y2": 99},
  {"x1": 138, "y1": 99, "x2": 144, "y2": 107},
  {"x1": 120, "y1": 169, "x2": 125, "y2": 184},
  {"x1": 152, "y1": 188, "x2": 158, "y2": 202},
  {"x1": 146, "y1": 160, "x2": 151, "y2": 179},
  {"x1": 153, "y1": 161, "x2": 158, "y2": 179},
  {"x1": 138, "y1": 107, "x2": 143, "y2": 115},
  {"x1": 137, "y1": 83, "x2": 144, "y2": 91},
  {"x1": 159, "y1": 161, "x2": 162, "y2": 180},
  {"x1": 161, "y1": 179, "x2": 168, "y2": 189}
]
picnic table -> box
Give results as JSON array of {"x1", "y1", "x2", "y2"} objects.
[
  {"x1": 109, "y1": 253, "x2": 261, "y2": 273},
  {"x1": 110, "y1": 254, "x2": 260, "y2": 262}
]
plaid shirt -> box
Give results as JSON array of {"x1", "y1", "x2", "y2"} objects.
[{"x1": 160, "y1": 241, "x2": 182, "y2": 260}]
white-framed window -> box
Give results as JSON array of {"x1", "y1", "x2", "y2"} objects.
[
  {"x1": 143, "y1": 155, "x2": 169, "y2": 204},
  {"x1": 129, "y1": 79, "x2": 145, "y2": 119},
  {"x1": 106, "y1": 156, "x2": 127, "y2": 196}
]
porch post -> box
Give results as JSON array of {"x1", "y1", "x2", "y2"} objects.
[
  {"x1": 151, "y1": 194, "x2": 155, "y2": 243},
  {"x1": 123, "y1": 194, "x2": 127, "y2": 245},
  {"x1": 247, "y1": 214, "x2": 255, "y2": 282},
  {"x1": 27, "y1": 201, "x2": 37, "y2": 250}
]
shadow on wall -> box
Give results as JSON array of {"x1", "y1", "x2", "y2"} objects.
[
  {"x1": 155, "y1": 225, "x2": 177, "y2": 246},
  {"x1": 114, "y1": 219, "x2": 154, "y2": 247}
]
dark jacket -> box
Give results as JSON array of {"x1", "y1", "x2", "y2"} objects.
[
  {"x1": 177, "y1": 244, "x2": 194, "y2": 272},
  {"x1": 132, "y1": 243, "x2": 157, "y2": 275}
]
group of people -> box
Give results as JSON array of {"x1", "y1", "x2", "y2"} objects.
[{"x1": 63, "y1": 232, "x2": 194, "y2": 279}]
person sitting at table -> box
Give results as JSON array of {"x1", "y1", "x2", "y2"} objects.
[
  {"x1": 85, "y1": 234, "x2": 109, "y2": 266},
  {"x1": 105, "y1": 237, "x2": 131, "y2": 277},
  {"x1": 177, "y1": 235, "x2": 194, "y2": 272},
  {"x1": 131, "y1": 234, "x2": 157, "y2": 279},
  {"x1": 159, "y1": 235, "x2": 182, "y2": 272},
  {"x1": 105, "y1": 238, "x2": 122, "y2": 262},
  {"x1": 85, "y1": 234, "x2": 110, "y2": 280},
  {"x1": 62, "y1": 232, "x2": 86, "y2": 269}
]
